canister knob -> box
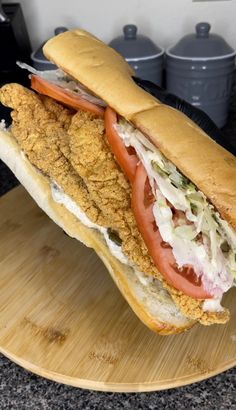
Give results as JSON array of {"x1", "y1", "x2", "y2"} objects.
[
  {"x1": 54, "y1": 26, "x2": 68, "y2": 35},
  {"x1": 123, "y1": 24, "x2": 137, "y2": 40},
  {"x1": 109, "y1": 24, "x2": 164, "y2": 85},
  {"x1": 196, "y1": 22, "x2": 211, "y2": 38}
]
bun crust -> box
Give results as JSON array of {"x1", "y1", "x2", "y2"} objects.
[
  {"x1": 0, "y1": 129, "x2": 193, "y2": 335},
  {"x1": 132, "y1": 106, "x2": 236, "y2": 230},
  {"x1": 43, "y1": 29, "x2": 160, "y2": 119},
  {"x1": 44, "y1": 29, "x2": 236, "y2": 229}
]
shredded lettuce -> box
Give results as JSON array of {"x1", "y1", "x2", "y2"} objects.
[
  {"x1": 174, "y1": 225, "x2": 198, "y2": 241},
  {"x1": 116, "y1": 119, "x2": 236, "y2": 298},
  {"x1": 17, "y1": 62, "x2": 107, "y2": 107}
]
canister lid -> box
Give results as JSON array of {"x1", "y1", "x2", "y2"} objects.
[
  {"x1": 31, "y1": 27, "x2": 68, "y2": 65},
  {"x1": 167, "y1": 22, "x2": 235, "y2": 60},
  {"x1": 109, "y1": 24, "x2": 164, "y2": 61}
]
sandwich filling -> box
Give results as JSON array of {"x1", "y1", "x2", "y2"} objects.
[
  {"x1": 51, "y1": 181, "x2": 129, "y2": 265},
  {"x1": 0, "y1": 74, "x2": 233, "y2": 325},
  {"x1": 50, "y1": 179, "x2": 194, "y2": 326},
  {"x1": 19, "y1": 67, "x2": 236, "y2": 297}
]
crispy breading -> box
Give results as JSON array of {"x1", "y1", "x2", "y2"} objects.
[
  {"x1": 0, "y1": 84, "x2": 105, "y2": 225},
  {"x1": 0, "y1": 83, "x2": 229, "y2": 325},
  {"x1": 68, "y1": 111, "x2": 156, "y2": 276}
]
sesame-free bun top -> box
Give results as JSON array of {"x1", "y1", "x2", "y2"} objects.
[
  {"x1": 43, "y1": 29, "x2": 160, "y2": 118},
  {"x1": 44, "y1": 29, "x2": 236, "y2": 230}
]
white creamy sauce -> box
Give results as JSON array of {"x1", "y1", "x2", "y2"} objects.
[
  {"x1": 52, "y1": 182, "x2": 99, "y2": 230},
  {"x1": 103, "y1": 230, "x2": 129, "y2": 264},
  {"x1": 51, "y1": 183, "x2": 128, "y2": 264},
  {"x1": 135, "y1": 269, "x2": 154, "y2": 286},
  {"x1": 203, "y1": 298, "x2": 224, "y2": 312},
  {"x1": 116, "y1": 120, "x2": 236, "y2": 304},
  {"x1": 0, "y1": 119, "x2": 6, "y2": 131},
  {"x1": 51, "y1": 183, "x2": 171, "y2": 295}
]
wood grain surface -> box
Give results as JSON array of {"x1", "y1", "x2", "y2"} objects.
[{"x1": 0, "y1": 186, "x2": 235, "y2": 392}]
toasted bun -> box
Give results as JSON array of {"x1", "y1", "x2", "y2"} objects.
[
  {"x1": 44, "y1": 29, "x2": 236, "y2": 229},
  {"x1": 0, "y1": 129, "x2": 194, "y2": 335},
  {"x1": 43, "y1": 29, "x2": 160, "y2": 119},
  {"x1": 132, "y1": 106, "x2": 236, "y2": 230}
]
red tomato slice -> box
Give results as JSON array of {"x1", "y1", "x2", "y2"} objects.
[
  {"x1": 31, "y1": 75, "x2": 104, "y2": 116},
  {"x1": 105, "y1": 107, "x2": 138, "y2": 183},
  {"x1": 131, "y1": 162, "x2": 212, "y2": 299}
]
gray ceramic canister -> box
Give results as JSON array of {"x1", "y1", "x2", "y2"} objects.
[
  {"x1": 31, "y1": 27, "x2": 68, "y2": 71},
  {"x1": 109, "y1": 24, "x2": 164, "y2": 86},
  {"x1": 166, "y1": 22, "x2": 236, "y2": 128}
]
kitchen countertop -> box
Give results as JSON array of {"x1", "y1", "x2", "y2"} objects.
[
  {"x1": 0, "y1": 355, "x2": 235, "y2": 409},
  {"x1": 0, "y1": 81, "x2": 236, "y2": 408}
]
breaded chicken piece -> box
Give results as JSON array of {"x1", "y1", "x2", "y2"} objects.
[
  {"x1": 68, "y1": 111, "x2": 229, "y2": 325},
  {"x1": 0, "y1": 84, "x2": 105, "y2": 225},
  {"x1": 68, "y1": 111, "x2": 155, "y2": 274},
  {"x1": 0, "y1": 84, "x2": 229, "y2": 324}
]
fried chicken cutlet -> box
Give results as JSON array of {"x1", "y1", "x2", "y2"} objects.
[{"x1": 0, "y1": 83, "x2": 229, "y2": 325}]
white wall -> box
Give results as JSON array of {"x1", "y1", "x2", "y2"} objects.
[{"x1": 6, "y1": 0, "x2": 236, "y2": 51}]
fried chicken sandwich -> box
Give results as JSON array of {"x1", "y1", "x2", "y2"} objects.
[{"x1": 0, "y1": 29, "x2": 236, "y2": 335}]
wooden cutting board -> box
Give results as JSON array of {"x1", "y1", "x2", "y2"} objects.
[{"x1": 0, "y1": 186, "x2": 235, "y2": 392}]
